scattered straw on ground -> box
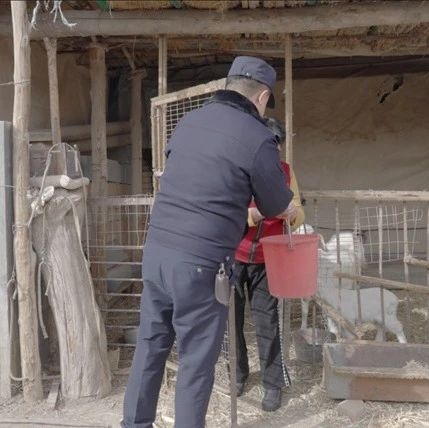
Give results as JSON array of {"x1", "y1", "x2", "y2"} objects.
[{"x1": 403, "y1": 360, "x2": 429, "y2": 379}]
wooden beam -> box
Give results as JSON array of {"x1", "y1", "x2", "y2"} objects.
[
  {"x1": 29, "y1": 121, "x2": 130, "y2": 143},
  {"x1": 11, "y1": 0, "x2": 43, "y2": 402},
  {"x1": 1, "y1": 3, "x2": 429, "y2": 38},
  {"x1": 97, "y1": 33, "x2": 429, "y2": 60},
  {"x1": 75, "y1": 133, "x2": 131, "y2": 153},
  {"x1": 130, "y1": 71, "x2": 143, "y2": 195}
]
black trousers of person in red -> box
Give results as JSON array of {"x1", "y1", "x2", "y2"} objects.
[{"x1": 234, "y1": 261, "x2": 291, "y2": 389}]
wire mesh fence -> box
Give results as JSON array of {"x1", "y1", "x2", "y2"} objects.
[
  {"x1": 151, "y1": 78, "x2": 226, "y2": 186},
  {"x1": 87, "y1": 196, "x2": 152, "y2": 354},
  {"x1": 302, "y1": 191, "x2": 429, "y2": 344}
]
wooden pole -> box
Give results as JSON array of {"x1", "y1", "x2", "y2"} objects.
[
  {"x1": 153, "y1": 36, "x2": 167, "y2": 193},
  {"x1": 130, "y1": 71, "x2": 143, "y2": 195},
  {"x1": 11, "y1": 0, "x2": 43, "y2": 402},
  {"x1": 281, "y1": 34, "x2": 293, "y2": 360},
  {"x1": 284, "y1": 35, "x2": 293, "y2": 165},
  {"x1": 122, "y1": 46, "x2": 145, "y2": 195},
  {"x1": 158, "y1": 36, "x2": 167, "y2": 96},
  {"x1": 89, "y1": 43, "x2": 108, "y2": 309},
  {"x1": 89, "y1": 43, "x2": 108, "y2": 199},
  {"x1": 43, "y1": 37, "x2": 66, "y2": 175}
]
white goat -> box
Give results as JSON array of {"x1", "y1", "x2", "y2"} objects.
[
  {"x1": 300, "y1": 229, "x2": 364, "y2": 329},
  {"x1": 297, "y1": 227, "x2": 406, "y2": 343},
  {"x1": 317, "y1": 254, "x2": 406, "y2": 343}
]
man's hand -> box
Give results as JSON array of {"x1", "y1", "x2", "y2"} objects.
[
  {"x1": 276, "y1": 201, "x2": 298, "y2": 224},
  {"x1": 249, "y1": 207, "x2": 264, "y2": 224}
]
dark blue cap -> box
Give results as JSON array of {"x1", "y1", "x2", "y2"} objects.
[{"x1": 227, "y1": 56, "x2": 276, "y2": 108}]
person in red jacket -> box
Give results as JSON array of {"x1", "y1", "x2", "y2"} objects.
[{"x1": 234, "y1": 117, "x2": 305, "y2": 412}]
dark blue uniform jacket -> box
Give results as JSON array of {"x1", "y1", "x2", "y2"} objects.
[{"x1": 146, "y1": 90, "x2": 294, "y2": 262}]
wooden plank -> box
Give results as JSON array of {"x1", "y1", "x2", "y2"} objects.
[
  {"x1": 11, "y1": 0, "x2": 43, "y2": 402},
  {"x1": 1, "y1": 3, "x2": 429, "y2": 38},
  {"x1": 303, "y1": 190, "x2": 429, "y2": 202}
]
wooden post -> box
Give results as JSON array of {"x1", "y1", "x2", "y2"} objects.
[
  {"x1": 89, "y1": 43, "x2": 107, "y2": 308},
  {"x1": 11, "y1": 0, "x2": 43, "y2": 402},
  {"x1": 122, "y1": 46, "x2": 145, "y2": 195},
  {"x1": 43, "y1": 38, "x2": 61, "y2": 146},
  {"x1": 89, "y1": 43, "x2": 108, "y2": 199},
  {"x1": 154, "y1": 36, "x2": 167, "y2": 192},
  {"x1": 284, "y1": 35, "x2": 293, "y2": 165},
  {"x1": 43, "y1": 37, "x2": 66, "y2": 174},
  {"x1": 130, "y1": 71, "x2": 144, "y2": 195}
]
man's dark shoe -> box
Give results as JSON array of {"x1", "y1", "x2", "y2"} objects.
[{"x1": 262, "y1": 388, "x2": 282, "y2": 412}]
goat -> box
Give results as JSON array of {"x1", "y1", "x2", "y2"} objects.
[
  {"x1": 316, "y1": 254, "x2": 406, "y2": 343},
  {"x1": 300, "y1": 230, "x2": 365, "y2": 329},
  {"x1": 297, "y1": 228, "x2": 406, "y2": 343}
]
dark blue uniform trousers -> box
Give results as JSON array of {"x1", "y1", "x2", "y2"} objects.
[{"x1": 122, "y1": 243, "x2": 229, "y2": 428}]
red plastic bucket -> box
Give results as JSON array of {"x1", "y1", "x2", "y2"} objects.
[{"x1": 260, "y1": 234, "x2": 319, "y2": 298}]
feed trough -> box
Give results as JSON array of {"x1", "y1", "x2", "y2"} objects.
[{"x1": 324, "y1": 341, "x2": 429, "y2": 402}]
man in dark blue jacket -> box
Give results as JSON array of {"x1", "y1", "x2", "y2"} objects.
[{"x1": 122, "y1": 56, "x2": 295, "y2": 428}]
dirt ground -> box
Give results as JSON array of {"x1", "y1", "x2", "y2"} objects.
[
  {"x1": 2, "y1": 263, "x2": 429, "y2": 428},
  {"x1": 3, "y1": 349, "x2": 429, "y2": 428},
  {"x1": 3, "y1": 330, "x2": 429, "y2": 428}
]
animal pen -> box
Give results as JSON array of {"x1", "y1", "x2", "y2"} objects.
[{"x1": 1, "y1": 0, "x2": 429, "y2": 426}]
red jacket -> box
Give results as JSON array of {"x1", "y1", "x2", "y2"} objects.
[{"x1": 235, "y1": 162, "x2": 291, "y2": 264}]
